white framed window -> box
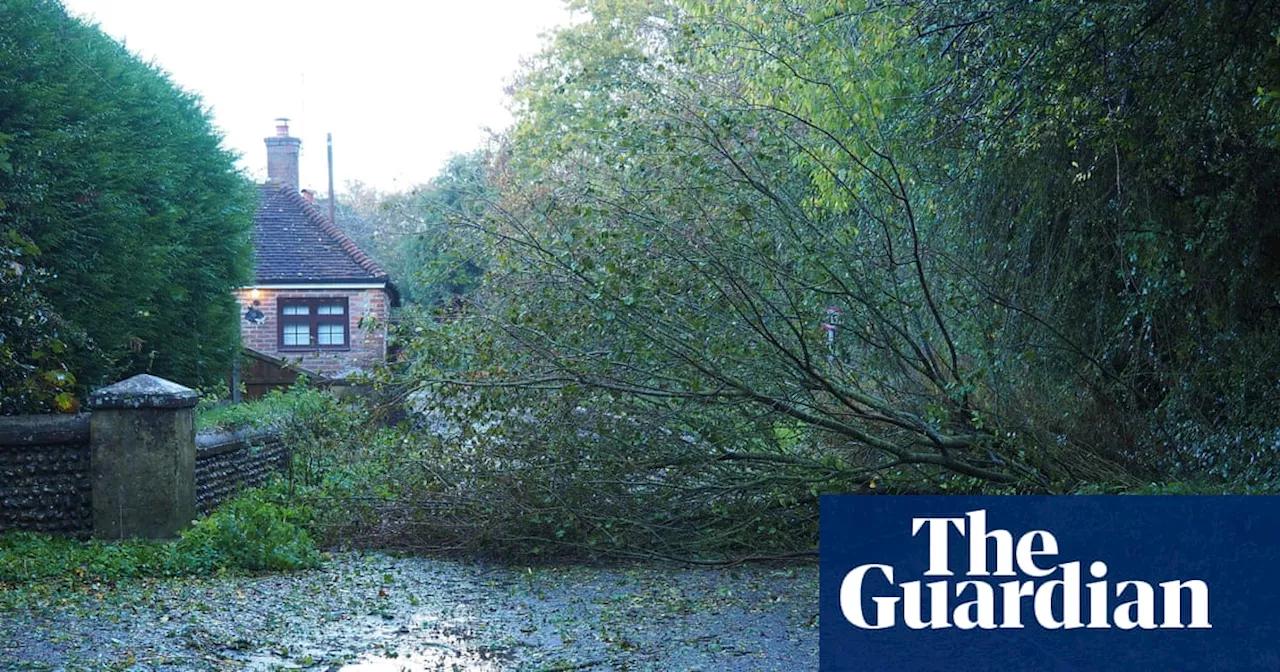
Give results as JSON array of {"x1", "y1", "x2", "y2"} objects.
[{"x1": 317, "y1": 323, "x2": 345, "y2": 346}]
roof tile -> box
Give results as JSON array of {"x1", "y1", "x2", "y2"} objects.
[{"x1": 252, "y1": 184, "x2": 388, "y2": 283}]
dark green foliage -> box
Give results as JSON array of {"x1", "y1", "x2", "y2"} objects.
[
  {"x1": 175, "y1": 487, "x2": 321, "y2": 572},
  {"x1": 0, "y1": 532, "x2": 202, "y2": 585},
  {"x1": 0, "y1": 127, "x2": 87, "y2": 414},
  {"x1": 0, "y1": 0, "x2": 254, "y2": 392},
  {"x1": 0, "y1": 230, "x2": 89, "y2": 414},
  {"x1": 1075, "y1": 480, "x2": 1280, "y2": 496},
  {"x1": 403, "y1": 0, "x2": 1280, "y2": 496},
  {"x1": 0, "y1": 486, "x2": 319, "y2": 587},
  {"x1": 196, "y1": 382, "x2": 332, "y2": 431},
  {"x1": 906, "y1": 0, "x2": 1280, "y2": 458}
]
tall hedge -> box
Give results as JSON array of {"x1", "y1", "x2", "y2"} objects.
[{"x1": 0, "y1": 0, "x2": 254, "y2": 392}]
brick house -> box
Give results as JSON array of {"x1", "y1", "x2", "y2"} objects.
[{"x1": 234, "y1": 119, "x2": 397, "y2": 389}]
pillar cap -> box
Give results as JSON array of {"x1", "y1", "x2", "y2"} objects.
[{"x1": 88, "y1": 374, "x2": 199, "y2": 410}]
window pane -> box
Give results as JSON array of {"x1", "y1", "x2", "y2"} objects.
[
  {"x1": 317, "y1": 323, "x2": 345, "y2": 346},
  {"x1": 317, "y1": 303, "x2": 345, "y2": 315},
  {"x1": 282, "y1": 304, "x2": 310, "y2": 316},
  {"x1": 283, "y1": 323, "x2": 310, "y2": 346}
]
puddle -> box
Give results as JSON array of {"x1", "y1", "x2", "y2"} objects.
[
  {"x1": 238, "y1": 617, "x2": 515, "y2": 671},
  {"x1": 341, "y1": 622, "x2": 514, "y2": 672},
  {"x1": 342, "y1": 648, "x2": 505, "y2": 672}
]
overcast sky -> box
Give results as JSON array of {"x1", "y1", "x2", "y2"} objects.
[{"x1": 61, "y1": 1, "x2": 571, "y2": 194}]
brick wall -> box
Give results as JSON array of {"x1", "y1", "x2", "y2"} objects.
[{"x1": 234, "y1": 287, "x2": 390, "y2": 378}]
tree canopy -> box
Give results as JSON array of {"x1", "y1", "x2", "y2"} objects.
[
  {"x1": 0, "y1": 0, "x2": 254, "y2": 397},
  {"x1": 377, "y1": 0, "x2": 1280, "y2": 559},
  {"x1": 330, "y1": 151, "x2": 492, "y2": 308}
]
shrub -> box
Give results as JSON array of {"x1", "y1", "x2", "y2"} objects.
[
  {"x1": 176, "y1": 487, "x2": 320, "y2": 572},
  {"x1": 0, "y1": 486, "x2": 320, "y2": 588},
  {"x1": 196, "y1": 383, "x2": 332, "y2": 431}
]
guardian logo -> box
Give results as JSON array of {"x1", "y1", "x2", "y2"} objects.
[
  {"x1": 840, "y1": 510, "x2": 1210, "y2": 631},
  {"x1": 819, "y1": 496, "x2": 1280, "y2": 671}
]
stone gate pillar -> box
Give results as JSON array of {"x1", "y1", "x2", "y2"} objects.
[{"x1": 88, "y1": 374, "x2": 198, "y2": 539}]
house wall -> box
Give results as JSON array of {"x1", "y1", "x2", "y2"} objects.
[{"x1": 235, "y1": 287, "x2": 390, "y2": 378}]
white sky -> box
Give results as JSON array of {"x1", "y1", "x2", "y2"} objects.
[{"x1": 61, "y1": 1, "x2": 571, "y2": 194}]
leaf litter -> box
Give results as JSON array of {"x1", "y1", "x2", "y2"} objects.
[{"x1": 0, "y1": 553, "x2": 817, "y2": 671}]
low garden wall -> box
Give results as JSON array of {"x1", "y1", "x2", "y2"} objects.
[
  {"x1": 0, "y1": 375, "x2": 290, "y2": 539},
  {"x1": 195, "y1": 428, "x2": 289, "y2": 515},
  {"x1": 0, "y1": 414, "x2": 93, "y2": 537}
]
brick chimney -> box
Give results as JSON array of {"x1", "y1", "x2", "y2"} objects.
[{"x1": 264, "y1": 118, "x2": 301, "y2": 190}]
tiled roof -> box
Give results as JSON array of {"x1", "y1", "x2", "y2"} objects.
[{"x1": 252, "y1": 184, "x2": 389, "y2": 284}]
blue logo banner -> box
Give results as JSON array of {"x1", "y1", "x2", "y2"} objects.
[{"x1": 820, "y1": 496, "x2": 1280, "y2": 671}]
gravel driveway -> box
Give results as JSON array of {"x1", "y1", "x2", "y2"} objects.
[{"x1": 0, "y1": 553, "x2": 818, "y2": 671}]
